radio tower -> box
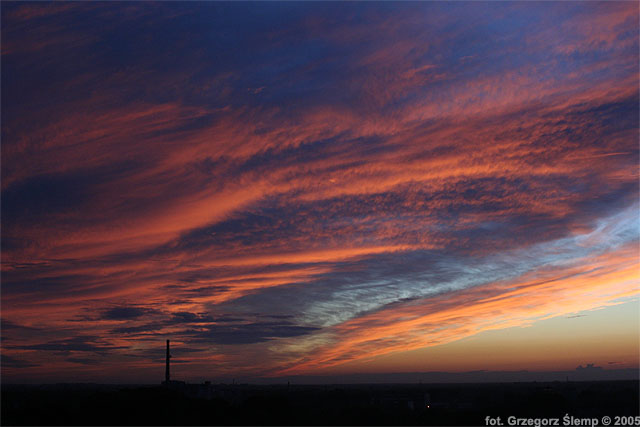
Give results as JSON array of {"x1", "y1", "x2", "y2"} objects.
[{"x1": 165, "y1": 339, "x2": 171, "y2": 383}]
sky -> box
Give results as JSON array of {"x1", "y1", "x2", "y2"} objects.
[{"x1": 1, "y1": 1, "x2": 638, "y2": 384}]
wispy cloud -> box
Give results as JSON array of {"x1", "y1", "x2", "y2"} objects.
[{"x1": 1, "y1": 2, "x2": 637, "y2": 382}]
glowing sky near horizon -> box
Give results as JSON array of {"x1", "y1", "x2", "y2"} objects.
[{"x1": 1, "y1": 1, "x2": 638, "y2": 383}]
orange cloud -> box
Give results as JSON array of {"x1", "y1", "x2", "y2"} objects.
[{"x1": 277, "y1": 242, "x2": 639, "y2": 374}]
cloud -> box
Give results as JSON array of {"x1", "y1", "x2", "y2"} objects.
[
  {"x1": 1, "y1": 2, "x2": 637, "y2": 381},
  {"x1": 275, "y1": 241, "x2": 639, "y2": 374},
  {"x1": 187, "y1": 321, "x2": 320, "y2": 345},
  {"x1": 100, "y1": 306, "x2": 158, "y2": 321},
  {"x1": 1, "y1": 319, "x2": 40, "y2": 331},
  {"x1": 10, "y1": 336, "x2": 127, "y2": 355},
  {"x1": 66, "y1": 357, "x2": 101, "y2": 365},
  {"x1": 1, "y1": 354, "x2": 40, "y2": 369}
]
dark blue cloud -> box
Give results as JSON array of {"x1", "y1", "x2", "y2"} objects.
[
  {"x1": 187, "y1": 321, "x2": 320, "y2": 345},
  {"x1": 1, "y1": 354, "x2": 39, "y2": 369},
  {"x1": 10, "y1": 336, "x2": 127, "y2": 354},
  {"x1": 101, "y1": 306, "x2": 156, "y2": 321}
]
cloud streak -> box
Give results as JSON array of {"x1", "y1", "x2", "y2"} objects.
[{"x1": 1, "y1": 1, "x2": 638, "y2": 382}]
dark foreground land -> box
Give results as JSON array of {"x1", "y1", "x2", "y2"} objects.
[{"x1": 2, "y1": 380, "x2": 639, "y2": 426}]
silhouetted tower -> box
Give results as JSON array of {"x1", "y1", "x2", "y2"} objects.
[{"x1": 165, "y1": 339, "x2": 171, "y2": 383}]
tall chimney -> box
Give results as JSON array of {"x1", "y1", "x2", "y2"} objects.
[{"x1": 165, "y1": 339, "x2": 171, "y2": 383}]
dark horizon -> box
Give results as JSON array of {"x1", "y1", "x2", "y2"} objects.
[
  {"x1": 2, "y1": 366, "x2": 637, "y2": 386},
  {"x1": 3, "y1": 379, "x2": 638, "y2": 426}
]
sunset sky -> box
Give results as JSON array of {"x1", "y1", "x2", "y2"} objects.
[{"x1": 1, "y1": 2, "x2": 638, "y2": 384}]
